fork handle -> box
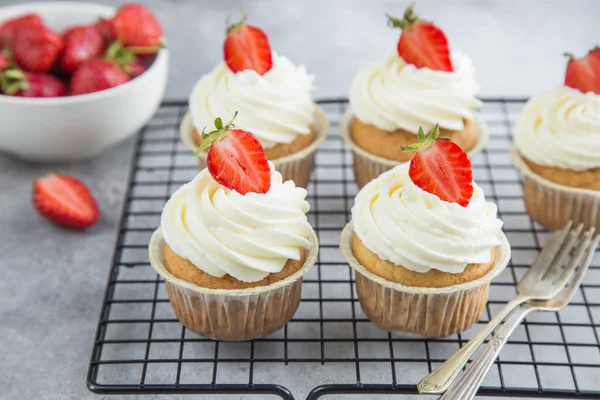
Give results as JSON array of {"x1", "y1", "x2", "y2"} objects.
[
  {"x1": 417, "y1": 296, "x2": 527, "y2": 394},
  {"x1": 440, "y1": 304, "x2": 536, "y2": 400}
]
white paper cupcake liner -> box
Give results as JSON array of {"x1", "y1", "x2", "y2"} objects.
[
  {"x1": 340, "y1": 222, "x2": 511, "y2": 338},
  {"x1": 180, "y1": 105, "x2": 330, "y2": 188},
  {"x1": 511, "y1": 147, "x2": 600, "y2": 230},
  {"x1": 149, "y1": 227, "x2": 319, "y2": 341},
  {"x1": 339, "y1": 109, "x2": 489, "y2": 188}
]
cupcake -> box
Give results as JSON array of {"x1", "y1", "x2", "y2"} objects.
[
  {"x1": 341, "y1": 125, "x2": 509, "y2": 338},
  {"x1": 181, "y1": 13, "x2": 328, "y2": 188},
  {"x1": 342, "y1": 5, "x2": 487, "y2": 188},
  {"x1": 512, "y1": 47, "x2": 600, "y2": 230},
  {"x1": 150, "y1": 115, "x2": 318, "y2": 341}
]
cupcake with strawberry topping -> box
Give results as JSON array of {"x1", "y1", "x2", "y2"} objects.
[
  {"x1": 341, "y1": 125, "x2": 509, "y2": 338},
  {"x1": 512, "y1": 47, "x2": 600, "y2": 230},
  {"x1": 150, "y1": 113, "x2": 318, "y2": 341},
  {"x1": 342, "y1": 4, "x2": 486, "y2": 188},
  {"x1": 182, "y1": 12, "x2": 328, "y2": 188}
]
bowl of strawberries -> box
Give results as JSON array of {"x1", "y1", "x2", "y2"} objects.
[{"x1": 0, "y1": 2, "x2": 169, "y2": 162}]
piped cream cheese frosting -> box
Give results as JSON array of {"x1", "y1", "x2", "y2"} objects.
[
  {"x1": 189, "y1": 52, "x2": 316, "y2": 149},
  {"x1": 351, "y1": 164, "x2": 503, "y2": 274},
  {"x1": 350, "y1": 52, "x2": 482, "y2": 134},
  {"x1": 161, "y1": 162, "x2": 314, "y2": 282},
  {"x1": 514, "y1": 85, "x2": 600, "y2": 171}
]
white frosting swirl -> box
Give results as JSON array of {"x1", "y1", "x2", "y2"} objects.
[
  {"x1": 515, "y1": 85, "x2": 600, "y2": 171},
  {"x1": 161, "y1": 162, "x2": 313, "y2": 282},
  {"x1": 350, "y1": 52, "x2": 483, "y2": 133},
  {"x1": 189, "y1": 52, "x2": 316, "y2": 149},
  {"x1": 351, "y1": 164, "x2": 503, "y2": 274}
]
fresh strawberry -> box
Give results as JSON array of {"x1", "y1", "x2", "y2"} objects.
[
  {"x1": 13, "y1": 23, "x2": 63, "y2": 73},
  {"x1": 223, "y1": 13, "x2": 272, "y2": 75},
  {"x1": 124, "y1": 58, "x2": 146, "y2": 78},
  {"x1": 194, "y1": 112, "x2": 271, "y2": 194},
  {"x1": 33, "y1": 174, "x2": 99, "y2": 229},
  {"x1": 9, "y1": 72, "x2": 65, "y2": 97},
  {"x1": 387, "y1": 5, "x2": 453, "y2": 72},
  {"x1": 0, "y1": 13, "x2": 43, "y2": 45},
  {"x1": 401, "y1": 124, "x2": 473, "y2": 206},
  {"x1": 70, "y1": 59, "x2": 130, "y2": 95},
  {"x1": 112, "y1": 3, "x2": 162, "y2": 48},
  {"x1": 564, "y1": 47, "x2": 600, "y2": 95},
  {"x1": 93, "y1": 18, "x2": 116, "y2": 43},
  {"x1": 60, "y1": 26, "x2": 104, "y2": 73}
]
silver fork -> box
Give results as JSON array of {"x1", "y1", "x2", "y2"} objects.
[
  {"x1": 418, "y1": 222, "x2": 591, "y2": 394},
  {"x1": 441, "y1": 232, "x2": 600, "y2": 400}
]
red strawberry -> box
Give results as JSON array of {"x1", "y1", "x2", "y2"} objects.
[
  {"x1": 33, "y1": 174, "x2": 99, "y2": 229},
  {"x1": 93, "y1": 18, "x2": 116, "y2": 43},
  {"x1": 401, "y1": 124, "x2": 473, "y2": 206},
  {"x1": 13, "y1": 23, "x2": 63, "y2": 73},
  {"x1": 564, "y1": 47, "x2": 600, "y2": 95},
  {"x1": 60, "y1": 26, "x2": 104, "y2": 73},
  {"x1": 13, "y1": 73, "x2": 65, "y2": 97},
  {"x1": 0, "y1": 13, "x2": 43, "y2": 45},
  {"x1": 194, "y1": 112, "x2": 271, "y2": 195},
  {"x1": 70, "y1": 59, "x2": 130, "y2": 95},
  {"x1": 223, "y1": 13, "x2": 273, "y2": 75},
  {"x1": 112, "y1": 4, "x2": 162, "y2": 48},
  {"x1": 387, "y1": 6, "x2": 453, "y2": 72}
]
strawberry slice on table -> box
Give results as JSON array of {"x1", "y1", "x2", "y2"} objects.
[
  {"x1": 401, "y1": 124, "x2": 473, "y2": 207},
  {"x1": 564, "y1": 47, "x2": 600, "y2": 95},
  {"x1": 33, "y1": 174, "x2": 99, "y2": 229},
  {"x1": 112, "y1": 3, "x2": 162, "y2": 48},
  {"x1": 223, "y1": 12, "x2": 273, "y2": 75},
  {"x1": 194, "y1": 112, "x2": 271, "y2": 195},
  {"x1": 13, "y1": 23, "x2": 63, "y2": 73},
  {"x1": 70, "y1": 58, "x2": 130, "y2": 95},
  {"x1": 387, "y1": 5, "x2": 453, "y2": 72},
  {"x1": 60, "y1": 25, "x2": 105, "y2": 73},
  {"x1": 0, "y1": 13, "x2": 43, "y2": 45}
]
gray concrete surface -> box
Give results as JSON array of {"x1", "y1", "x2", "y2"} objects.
[{"x1": 0, "y1": 1, "x2": 599, "y2": 400}]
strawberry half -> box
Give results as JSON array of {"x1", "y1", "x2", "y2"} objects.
[
  {"x1": 388, "y1": 5, "x2": 453, "y2": 72},
  {"x1": 223, "y1": 12, "x2": 273, "y2": 75},
  {"x1": 193, "y1": 112, "x2": 271, "y2": 195},
  {"x1": 564, "y1": 47, "x2": 600, "y2": 95},
  {"x1": 401, "y1": 125, "x2": 473, "y2": 206},
  {"x1": 33, "y1": 174, "x2": 99, "y2": 229}
]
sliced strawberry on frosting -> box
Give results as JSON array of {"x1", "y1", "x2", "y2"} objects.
[
  {"x1": 223, "y1": 11, "x2": 273, "y2": 75},
  {"x1": 401, "y1": 124, "x2": 473, "y2": 206},
  {"x1": 194, "y1": 112, "x2": 271, "y2": 195},
  {"x1": 387, "y1": 5, "x2": 453, "y2": 72},
  {"x1": 564, "y1": 47, "x2": 600, "y2": 95}
]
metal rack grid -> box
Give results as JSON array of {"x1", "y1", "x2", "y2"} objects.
[{"x1": 87, "y1": 99, "x2": 600, "y2": 400}]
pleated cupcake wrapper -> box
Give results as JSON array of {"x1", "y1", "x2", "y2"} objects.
[
  {"x1": 339, "y1": 109, "x2": 490, "y2": 189},
  {"x1": 149, "y1": 227, "x2": 319, "y2": 341},
  {"x1": 511, "y1": 147, "x2": 600, "y2": 231},
  {"x1": 339, "y1": 222, "x2": 511, "y2": 338},
  {"x1": 180, "y1": 106, "x2": 330, "y2": 188}
]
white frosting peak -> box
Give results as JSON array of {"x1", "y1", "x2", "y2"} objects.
[
  {"x1": 351, "y1": 164, "x2": 503, "y2": 274},
  {"x1": 514, "y1": 85, "x2": 600, "y2": 171},
  {"x1": 161, "y1": 162, "x2": 313, "y2": 282},
  {"x1": 189, "y1": 52, "x2": 316, "y2": 149},
  {"x1": 350, "y1": 52, "x2": 482, "y2": 133}
]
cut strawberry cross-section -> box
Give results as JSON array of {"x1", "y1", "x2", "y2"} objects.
[
  {"x1": 223, "y1": 11, "x2": 273, "y2": 75},
  {"x1": 387, "y1": 5, "x2": 453, "y2": 72},
  {"x1": 194, "y1": 112, "x2": 271, "y2": 195},
  {"x1": 401, "y1": 124, "x2": 473, "y2": 206},
  {"x1": 564, "y1": 47, "x2": 600, "y2": 95}
]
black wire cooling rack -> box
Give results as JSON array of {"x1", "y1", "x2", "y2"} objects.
[{"x1": 87, "y1": 99, "x2": 600, "y2": 399}]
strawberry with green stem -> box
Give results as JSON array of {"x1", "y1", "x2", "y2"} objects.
[
  {"x1": 564, "y1": 47, "x2": 600, "y2": 95},
  {"x1": 194, "y1": 112, "x2": 271, "y2": 195},
  {"x1": 387, "y1": 4, "x2": 453, "y2": 72},
  {"x1": 401, "y1": 124, "x2": 473, "y2": 206},
  {"x1": 1, "y1": 68, "x2": 66, "y2": 97}
]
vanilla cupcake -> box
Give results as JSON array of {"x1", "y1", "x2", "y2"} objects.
[
  {"x1": 512, "y1": 48, "x2": 600, "y2": 230},
  {"x1": 341, "y1": 5, "x2": 486, "y2": 188},
  {"x1": 181, "y1": 14, "x2": 328, "y2": 187},
  {"x1": 151, "y1": 116, "x2": 318, "y2": 341},
  {"x1": 341, "y1": 126, "x2": 509, "y2": 337}
]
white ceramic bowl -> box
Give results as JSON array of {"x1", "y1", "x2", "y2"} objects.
[{"x1": 0, "y1": 2, "x2": 169, "y2": 162}]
